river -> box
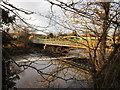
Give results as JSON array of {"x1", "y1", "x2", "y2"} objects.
[{"x1": 12, "y1": 49, "x2": 91, "y2": 88}]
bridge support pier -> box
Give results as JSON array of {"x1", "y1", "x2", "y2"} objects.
[{"x1": 44, "y1": 44, "x2": 47, "y2": 49}]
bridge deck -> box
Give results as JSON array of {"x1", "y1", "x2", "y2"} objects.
[
  {"x1": 31, "y1": 38, "x2": 112, "y2": 51},
  {"x1": 32, "y1": 38, "x2": 97, "y2": 49}
]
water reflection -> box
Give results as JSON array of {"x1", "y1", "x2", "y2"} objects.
[{"x1": 14, "y1": 52, "x2": 90, "y2": 88}]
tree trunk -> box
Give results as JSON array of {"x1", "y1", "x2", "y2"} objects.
[{"x1": 99, "y1": 2, "x2": 110, "y2": 67}]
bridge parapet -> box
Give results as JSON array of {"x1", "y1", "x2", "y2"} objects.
[
  {"x1": 31, "y1": 38, "x2": 91, "y2": 48},
  {"x1": 31, "y1": 38, "x2": 113, "y2": 51}
]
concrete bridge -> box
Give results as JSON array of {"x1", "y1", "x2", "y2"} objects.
[
  {"x1": 30, "y1": 36, "x2": 113, "y2": 51},
  {"x1": 31, "y1": 38, "x2": 97, "y2": 49}
]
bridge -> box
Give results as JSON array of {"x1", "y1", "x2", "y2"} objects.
[
  {"x1": 31, "y1": 38, "x2": 98, "y2": 49},
  {"x1": 31, "y1": 38, "x2": 111, "y2": 51}
]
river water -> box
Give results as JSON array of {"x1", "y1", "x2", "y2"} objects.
[{"x1": 12, "y1": 49, "x2": 91, "y2": 88}]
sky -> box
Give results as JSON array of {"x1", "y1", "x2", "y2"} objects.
[
  {"x1": 5, "y1": 0, "x2": 64, "y2": 35},
  {"x1": 2, "y1": 0, "x2": 119, "y2": 35}
]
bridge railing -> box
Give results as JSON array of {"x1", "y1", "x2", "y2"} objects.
[{"x1": 31, "y1": 38, "x2": 113, "y2": 50}]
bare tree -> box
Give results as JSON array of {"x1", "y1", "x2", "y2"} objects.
[
  {"x1": 1, "y1": 0, "x2": 120, "y2": 89},
  {"x1": 1, "y1": 0, "x2": 91, "y2": 89},
  {"x1": 46, "y1": 0, "x2": 120, "y2": 88}
]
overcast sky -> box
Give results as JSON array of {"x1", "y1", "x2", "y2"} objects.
[
  {"x1": 3, "y1": 0, "x2": 119, "y2": 34},
  {"x1": 7, "y1": 0, "x2": 65, "y2": 35}
]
